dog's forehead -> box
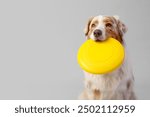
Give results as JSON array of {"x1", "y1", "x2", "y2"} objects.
[
  {"x1": 93, "y1": 15, "x2": 104, "y2": 22},
  {"x1": 92, "y1": 15, "x2": 113, "y2": 24},
  {"x1": 97, "y1": 15, "x2": 105, "y2": 20}
]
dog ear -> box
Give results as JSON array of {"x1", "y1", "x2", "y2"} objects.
[
  {"x1": 113, "y1": 15, "x2": 120, "y2": 20},
  {"x1": 84, "y1": 17, "x2": 94, "y2": 36},
  {"x1": 113, "y1": 16, "x2": 127, "y2": 36},
  {"x1": 118, "y1": 20, "x2": 127, "y2": 35}
]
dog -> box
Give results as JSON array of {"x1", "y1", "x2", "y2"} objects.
[{"x1": 79, "y1": 15, "x2": 136, "y2": 100}]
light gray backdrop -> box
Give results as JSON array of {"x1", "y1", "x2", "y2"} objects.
[{"x1": 0, "y1": 0, "x2": 150, "y2": 99}]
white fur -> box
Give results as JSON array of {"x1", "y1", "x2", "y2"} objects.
[
  {"x1": 79, "y1": 15, "x2": 136, "y2": 100},
  {"x1": 90, "y1": 16, "x2": 106, "y2": 41}
]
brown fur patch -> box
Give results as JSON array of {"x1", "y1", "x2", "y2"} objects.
[
  {"x1": 87, "y1": 19, "x2": 99, "y2": 39},
  {"x1": 104, "y1": 16, "x2": 123, "y2": 43},
  {"x1": 84, "y1": 17, "x2": 94, "y2": 36},
  {"x1": 127, "y1": 80, "x2": 131, "y2": 90},
  {"x1": 103, "y1": 16, "x2": 115, "y2": 24},
  {"x1": 93, "y1": 89, "x2": 101, "y2": 99},
  {"x1": 105, "y1": 27, "x2": 123, "y2": 43}
]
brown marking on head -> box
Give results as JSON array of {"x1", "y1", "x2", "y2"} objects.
[
  {"x1": 104, "y1": 16, "x2": 126, "y2": 43},
  {"x1": 84, "y1": 17, "x2": 94, "y2": 37}
]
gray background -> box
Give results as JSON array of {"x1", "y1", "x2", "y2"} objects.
[{"x1": 0, "y1": 0, "x2": 150, "y2": 99}]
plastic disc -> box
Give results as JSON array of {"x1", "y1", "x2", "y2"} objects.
[{"x1": 77, "y1": 38, "x2": 125, "y2": 74}]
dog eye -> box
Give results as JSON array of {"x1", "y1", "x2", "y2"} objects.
[
  {"x1": 106, "y1": 23, "x2": 112, "y2": 27},
  {"x1": 91, "y1": 24, "x2": 96, "y2": 28}
]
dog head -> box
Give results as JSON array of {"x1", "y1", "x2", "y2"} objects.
[{"x1": 84, "y1": 15, "x2": 127, "y2": 43}]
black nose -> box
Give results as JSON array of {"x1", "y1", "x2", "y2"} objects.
[{"x1": 94, "y1": 29, "x2": 102, "y2": 37}]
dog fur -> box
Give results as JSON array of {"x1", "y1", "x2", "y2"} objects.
[{"x1": 79, "y1": 15, "x2": 136, "y2": 100}]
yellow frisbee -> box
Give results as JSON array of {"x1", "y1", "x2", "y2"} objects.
[{"x1": 77, "y1": 38, "x2": 125, "y2": 74}]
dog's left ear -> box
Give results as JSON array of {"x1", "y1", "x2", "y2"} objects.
[
  {"x1": 113, "y1": 15, "x2": 127, "y2": 36},
  {"x1": 84, "y1": 17, "x2": 94, "y2": 36}
]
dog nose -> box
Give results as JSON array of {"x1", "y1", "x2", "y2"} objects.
[{"x1": 94, "y1": 29, "x2": 102, "y2": 37}]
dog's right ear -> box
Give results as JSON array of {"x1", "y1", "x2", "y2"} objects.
[
  {"x1": 113, "y1": 15, "x2": 127, "y2": 36},
  {"x1": 84, "y1": 17, "x2": 94, "y2": 36}
]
